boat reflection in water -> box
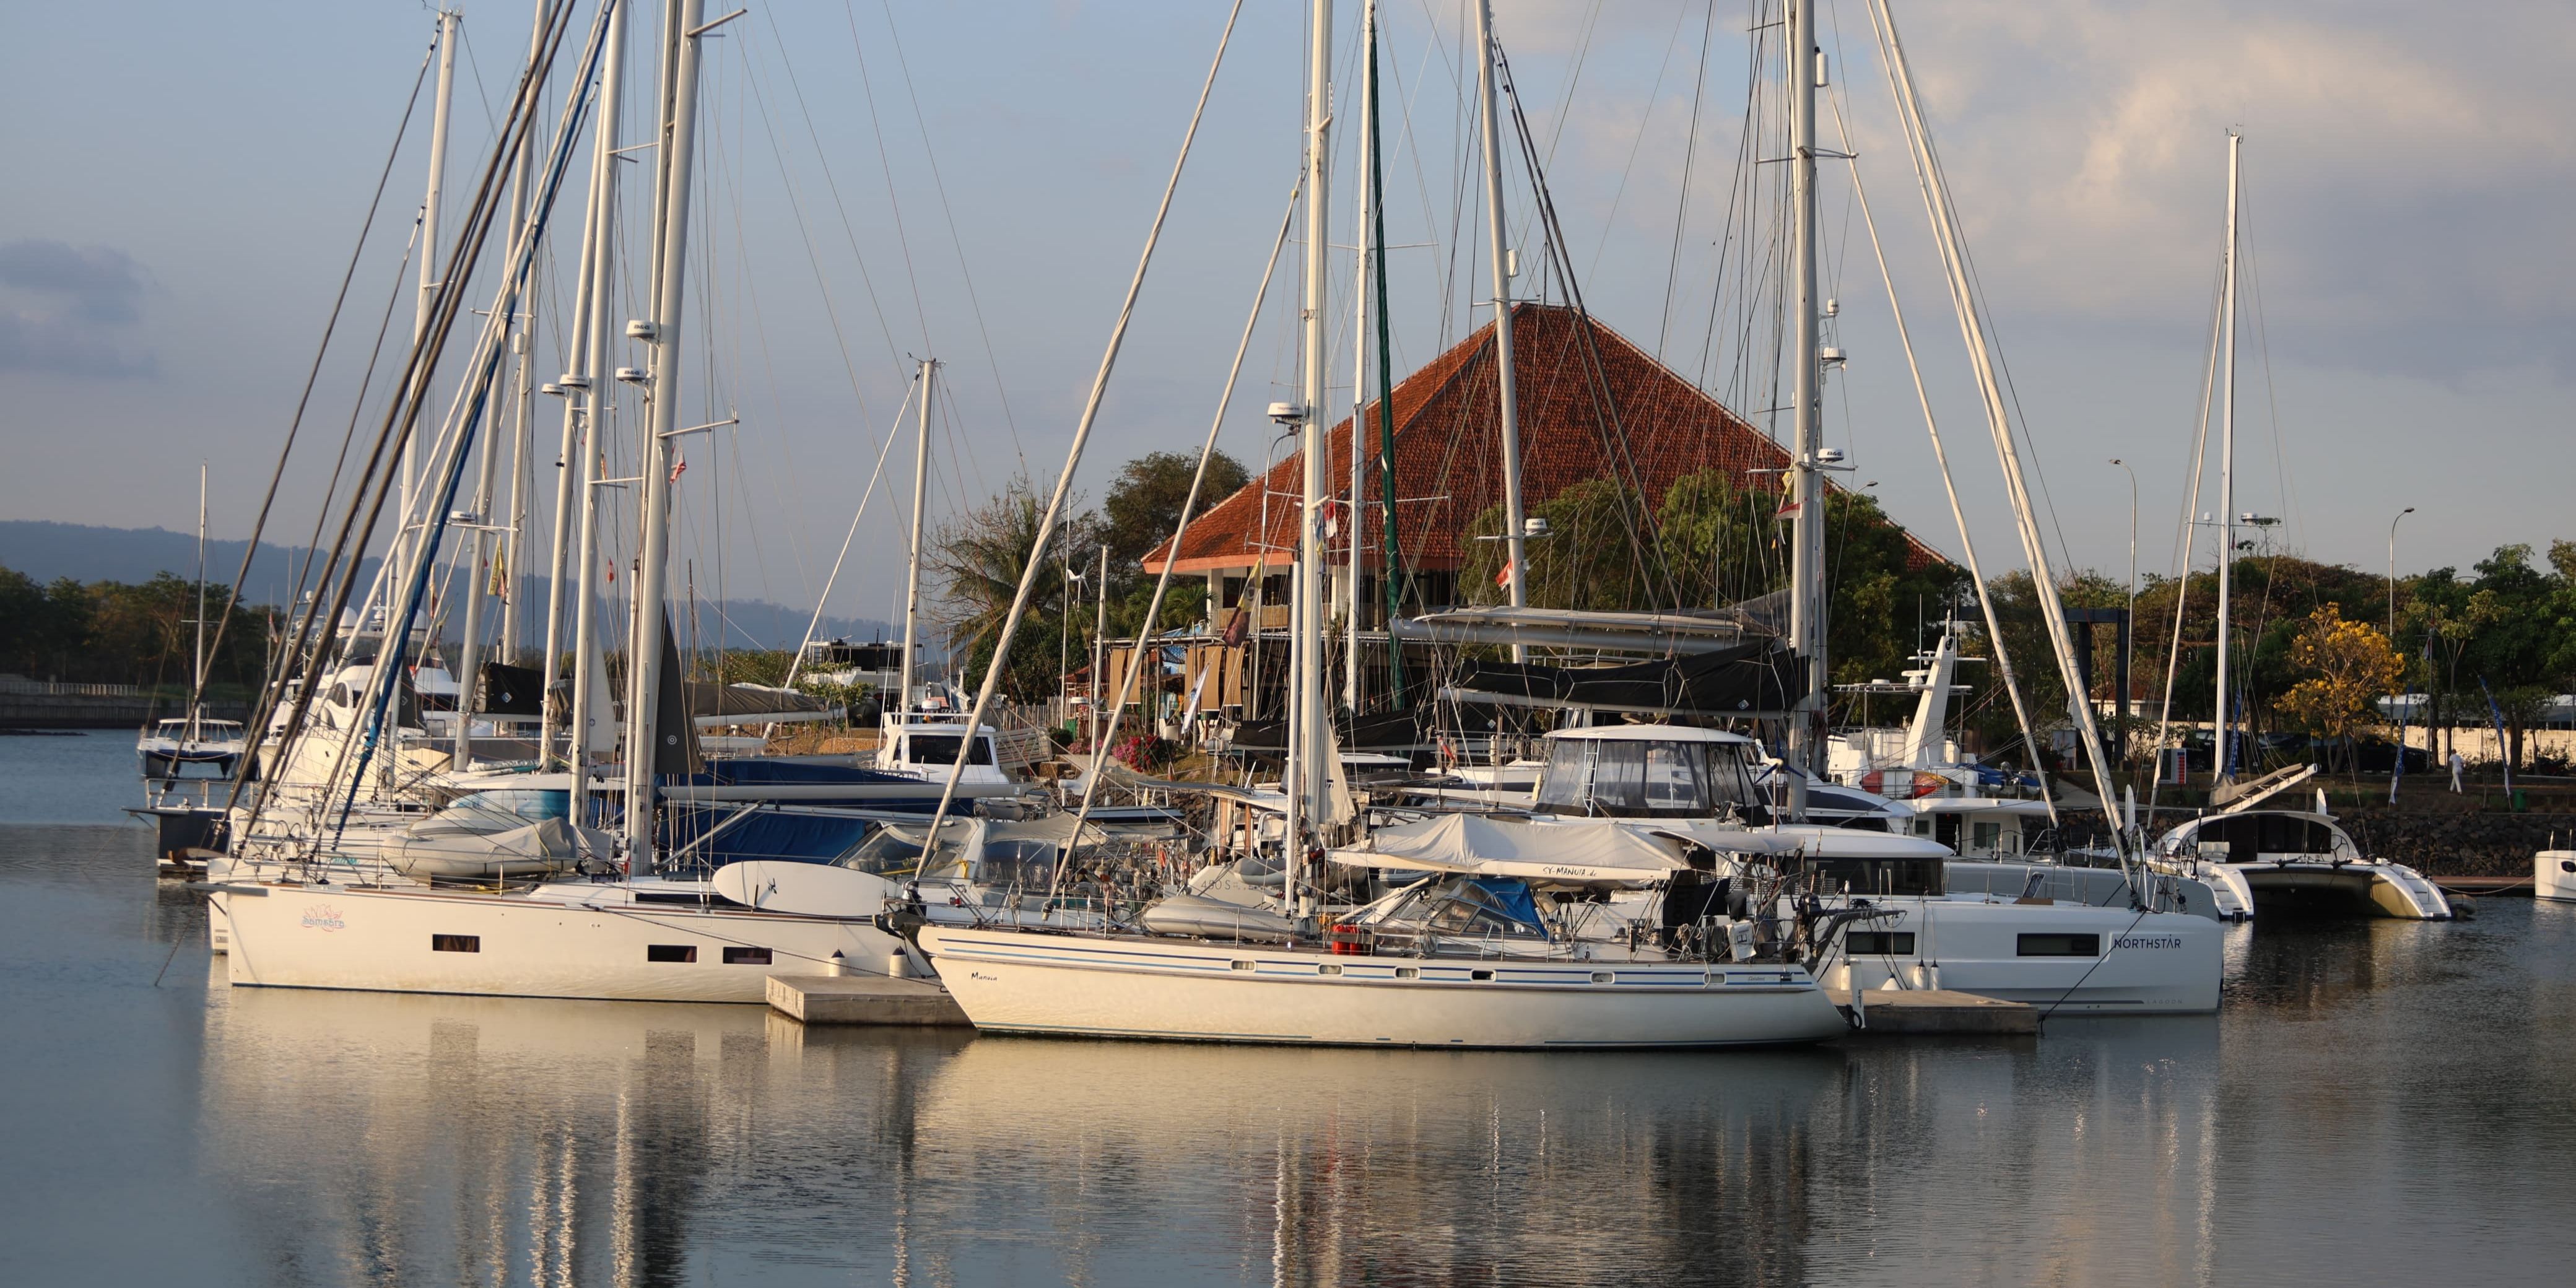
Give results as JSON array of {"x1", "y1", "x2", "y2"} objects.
[{"x1": 194, "y1": 964, "x2": 2250, "y2": 1286}]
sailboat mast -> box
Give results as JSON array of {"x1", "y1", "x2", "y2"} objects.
[
  {"x1": 623, "y1": 0, "x2": 709, "y2": 870},
  {"x1": 2213, "y1": 130, "x2": 2241, "y2": 785},
  {"x1": 1344, "y1": 0, "x2": 1376, "y2": 713},
  {"x1": 402, "y1": 9, "x2": 459, "y2": 586},
  {"x1": 193, "y1": 460, "x2": 208, "y2": 737},
  {"x1": 1786, "y1": 0, "x2": 1827, "y2": 770},
  {"x1": 541, "y1": 6, "x2": 611, "y2": 768},
  {"x1": 1289, "y1": 0, "x2": 1334, "y2": 911},
  {"x1": 1471, "y1": 0, "x2": 1526, "y2": 653},
  {"x1": 564, "y1": 0, "x2": 628, "y2": 814},
  {"x1": 453, "y1": 1, "x2": 552, "y2": 768},
  {"x1": 898, "y1": 358, "x2": 935, "y2": 720}
]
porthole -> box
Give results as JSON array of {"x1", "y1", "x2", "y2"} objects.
[{"x1": 646, "y1": 944, "x2": 698, "y2": 963}]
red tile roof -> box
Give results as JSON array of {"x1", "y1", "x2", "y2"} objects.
[{"x1": 1146, "y1": 303, "x2": 1945, "y2": 577}]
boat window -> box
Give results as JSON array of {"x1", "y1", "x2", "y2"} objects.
[
  {"x1": 840, "y1": 829, "x2": 925, "y2": 875},
  {"x1": 970, "y1": 839, "x2": 1057, "y2": 889},
  {"x1": 1847, "y1": 931, "x2": 1917, "y2": 955},
  {"x1": 1799, "y1": 857, "x2": 1944, "y2": 897},
  {"x1": 1971, "y1": 821, "x2": 2002, "y2": 853},
  {"x1": 1390, "y1": 879, "x2": 1547, "y2": 940},
  {"x1": 2016, "y1": 933, "x2": 2099, "y2": 957},
  {"x1": 2259, "y1": 814, "x2": 2335, "y2": 855},
  {"x1": 721, "y1": 947, "x2": 771, "y2": 965},
  {"x1": 646, "y1": 944, "x2": 698, "y2": 963},
  {"x1": 905, "y1": 734, "x2": 993, "y2": 766},
  {"x1": 1643, "y1": 743, "x2": 1701, "y2": 810},
  {"x1": 431, "y1": 934, "x2": 480, "y2": 953}
]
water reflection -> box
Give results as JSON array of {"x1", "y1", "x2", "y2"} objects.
[{"x1": 6, "y1": 807, "x2": 2570, "y2": 1287}]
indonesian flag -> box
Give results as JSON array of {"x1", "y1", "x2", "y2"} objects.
[
  {"x1": 1494, "y1": 560, "x2": 1515, "y2": 589},
  {"x1": 1775, "y1": 500, "x2": 1801, "y2": 520}
]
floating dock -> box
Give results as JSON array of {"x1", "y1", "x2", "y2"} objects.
[
  {"x1": 1830, "y1": 987, "x2": 2039, "y2": 1037},
  {"x1": 765, "y1": 973, "x2": 972, "y2": 1027}
]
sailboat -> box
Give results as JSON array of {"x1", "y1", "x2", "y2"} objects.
[
  {"x1": 136, "y1": 464, "x2": 248, "y2": 780},
  {"x1": 919, "y1": 0, "x2": 1850, "y2": 1048},
  {"x1": 2138, "y1": 135, "x2": 2451, "y2": 921},
  {"x1": 211, "y1": 0, "x2": 921, "y2": 998}
]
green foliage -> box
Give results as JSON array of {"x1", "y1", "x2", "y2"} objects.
[
  {"x1": 0, "y1": 564, "x2": 272, "y2": 692},
  {"x1": 1101, "y1": 450, "x2": 1250, "y2": 571}
]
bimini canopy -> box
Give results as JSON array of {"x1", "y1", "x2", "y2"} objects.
[
  {"x1": 1327, "y1": 814, "x2": 1688, "y2": 884},
  {"x1": 1439, "y1": 640, "x2": 1804, "y2": 718}
]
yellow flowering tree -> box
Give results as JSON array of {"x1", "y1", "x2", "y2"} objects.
[{"x1": 2275, "y1": 604, "x2": 2404, "y2": 771}]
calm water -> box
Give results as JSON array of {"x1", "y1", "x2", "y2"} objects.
[{"x1": 2, "y1": 731, "x2": 2571, "y2": 1286}]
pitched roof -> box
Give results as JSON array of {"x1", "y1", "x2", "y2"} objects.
[{"x1": 1144, "y1": 302, "x2": 1946, "y2": 577}]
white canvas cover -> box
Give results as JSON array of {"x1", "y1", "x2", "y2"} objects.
[{"x1": 1328, "y1": 814, "x2": 1687, "y2": 884}]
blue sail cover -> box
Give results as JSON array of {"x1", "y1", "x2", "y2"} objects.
[{"x1": 1468, "y1": 877, "x2": 1545, "y2": 931}]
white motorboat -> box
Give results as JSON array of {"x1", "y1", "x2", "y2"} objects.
[
  {"x1": 2540, "y1": 850, "x2": 2576, "y2": 903},
  {"x1": 137, "y1": 716, "x2": 246, "y2": 778},
  {"x1": 1518, "y1": 726, "x2": 2226, "y2": 1011}
]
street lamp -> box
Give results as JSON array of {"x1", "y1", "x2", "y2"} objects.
[
  {"x1": 2110, "y1": 458, "x2": 2137, "y2": 761},
  {"x1": 2388, "y1": 507, "x2": 2414, "y2": 644}
]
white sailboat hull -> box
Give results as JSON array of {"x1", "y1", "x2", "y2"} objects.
[
  {"x1": 1823, "y1": 897, "x2": 2224, "y2": 1014},
  {"x1": 918, "y1": 926, "x2": 1849, "y2": 1048},
  {"x1": 214, "y1": 881, "x2": 907, "y2": 1004}
]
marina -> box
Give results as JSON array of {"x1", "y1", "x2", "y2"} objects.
[
  {"x1": 3, "y1": 748, "x2": 2572, "y2": 1283},
  {"x1": 9, "y1": 0, "x2": 2576, "y2": 1281}
]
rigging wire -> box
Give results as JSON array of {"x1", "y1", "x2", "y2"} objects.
[
  {"x1": 2146, "y1": 251, "x2": 2230, "y2": 821},
  {"x1": 1831, "y1": 88, "x2": 2056, "y2": 826},
  {"x1": 196, "y1": 34, "x2": 438, "y2": 703},
  {"x1": 918, "y1": 0, "x2": 1248, "y2": 842}
]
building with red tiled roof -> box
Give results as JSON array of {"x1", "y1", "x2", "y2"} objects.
[{"x1": 1146, "y1": 302, "x2": 1945, "y2": 616}]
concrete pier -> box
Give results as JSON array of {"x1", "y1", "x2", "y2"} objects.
[
  {"x1": 1830, "y1": 987, "x2": 2039, "y2": 1037},
  {"x1": 766, "y1": 973, "x2": 971, "y2": 1027}
]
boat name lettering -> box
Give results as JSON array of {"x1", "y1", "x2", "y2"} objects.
[
  {"x1": 2112, "y1": 936, "x2": 2182, "y2": 950},
  {"x1": 300, "y1": 905, "x2": 346, "y2": 933}
]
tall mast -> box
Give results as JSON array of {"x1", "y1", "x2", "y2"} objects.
[
  {"x1": 192, "y1": 460, "x2": 208, "y2": 736},
  {"x1": 1344, "y1": 0, "x2": 1377, "y2": 711},
  {"x1": 541, "y1": 0, "x2": 614, "y2": 767},
  {"x1": 622, "y1": 0, "x2": 709, "y2": 870},
  {"x1": 564, "y1": 0, "x2": 628, "y2": 814},
  {"x1": 2213, "y1": 130, "x2": 2241, "y2": 786},
  {"x1": 455, "y1": 0, "x2": 552, "y2": 767},
  {"x1": 897, "y1": 358, "x2": 935, "y2": 721},
  {"x1": 1471, "y1": 0, "x2": 1526, "y2": 653},
  {"x1": 1786, "y1": 0, "x2": 1827, "y2": 770},
  {"x1": 403, "y1": 9, "x2": 459, "y2": 586},
  {"x1": 1289, "y1": 0, "x2": 1334, "y2": 913}
]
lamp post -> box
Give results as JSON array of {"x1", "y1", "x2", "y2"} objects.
[
  {"x1": 2110, "y1": 458, "x2": 2136, "y2": 762},
  {"x1": 2387, "y1": 507, "x2": 2414, "y2": 645}
]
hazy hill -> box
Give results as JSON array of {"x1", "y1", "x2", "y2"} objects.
[{"x1": 0, "y1": 520, "x2": 888, "y2": 650}]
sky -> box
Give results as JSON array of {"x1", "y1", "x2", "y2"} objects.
[{"x1": 3, "y1": 1, "x2": 2570, "y2": 639}]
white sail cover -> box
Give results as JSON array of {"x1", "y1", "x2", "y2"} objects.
[{"x1": 1328, "y1": 814, "x2": 1687, "y2": 884}]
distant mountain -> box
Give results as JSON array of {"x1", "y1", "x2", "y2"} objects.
[{"x1": 0, "y1": 520, "x2": 887, "y2": 651}]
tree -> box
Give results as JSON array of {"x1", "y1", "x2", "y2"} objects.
[
  {"x1": 2274, "y1": 604, "x2": 2403, "y2": 773},
  {"x1": 1102, "y1": 450, "x2": 1250, "y2": 573},
  {"x1": 926, "y1": 477, "x2": 1103, "y2": 700}
]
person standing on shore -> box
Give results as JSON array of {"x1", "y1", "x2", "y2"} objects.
[{"x1": 2449, "y1": 749, "x2": 2467, "y2": 793}]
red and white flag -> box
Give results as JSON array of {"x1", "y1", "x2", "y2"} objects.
[{"x1": 668, "y1": 454, "x2": 687, "y2": 484}]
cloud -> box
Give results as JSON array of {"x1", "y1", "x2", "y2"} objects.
[
  {"x1": 1840, "y1": 1, "x2": 2576, "y2": 381},
  {"x1": 0, "y1": 239, "x2": 156, "y2": 378}
]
